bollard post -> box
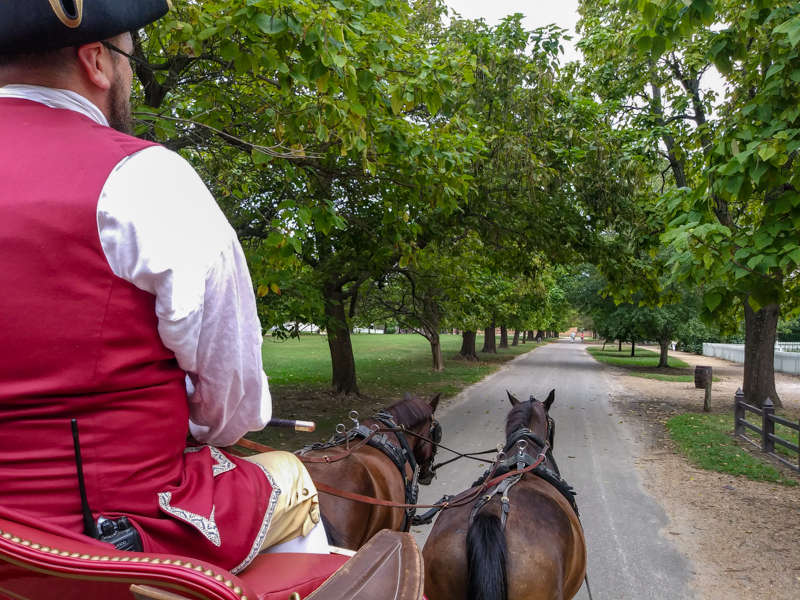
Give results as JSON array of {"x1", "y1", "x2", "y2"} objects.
[
  {"x1": 762, "y1": 397, "x2": 775, "y2": 454},
  {"x1": 734, "y1": 389, "x2": 745, "y2": 436},
  {"x1": 703, "y1": 380, "x2": 712, "y2": 413}
]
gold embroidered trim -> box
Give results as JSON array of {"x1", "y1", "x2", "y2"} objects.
[{"x1": 47, "y1": 0, "x2": 84, "y2": 28}]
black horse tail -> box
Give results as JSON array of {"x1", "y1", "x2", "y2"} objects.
[
  {"x1": 466, "y1": 512, "x2": 508, "y2": 600},
  {"x1": 319, "y1": 510, "x2": 343, "y2": 548}
]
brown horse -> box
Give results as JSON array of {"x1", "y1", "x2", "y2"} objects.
[
  {"x1": 300, "y1": 392, "x2": 441, "y2": 551},
  {"x1": 422, "y1": 390, "x2": 586, "y2": 600}
]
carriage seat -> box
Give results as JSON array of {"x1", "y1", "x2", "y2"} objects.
[{"x1": 0, "y1": 505, "x2": 424, "y2": 600}]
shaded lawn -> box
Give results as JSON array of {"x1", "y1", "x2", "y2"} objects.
[
  {"x1": 253, "y1": 333, "x2": 542, "y2": 449},
  {"x1": 666, "y1": 413, "x2": 796, "y2": 486},
  {"x1": 586, "y1": 345, "x2": 689, "y2": 368},
  {"x1": 628, "y1": 373, "x2": 720, "y2": 383}
]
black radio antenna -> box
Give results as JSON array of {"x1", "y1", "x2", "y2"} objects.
[{"x1": 71, "y1": 419, "x2": 98, "y2": 538}]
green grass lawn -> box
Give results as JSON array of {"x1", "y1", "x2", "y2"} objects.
[
  {"x1": 255, "y1": 333, "x2": 541, "y2": 449},
  {"x1": 263, "y1": 332, "x2": 537, "y2": 398},
  {"x1": 586, "y1": 345, "x2": 689, "y2": 368},
  {"x1": 666, "y1": 413, "x2": 796, "y2": 486},
  {"x1": 628, "y1": 372, "x2": 720, "y2": 383}
]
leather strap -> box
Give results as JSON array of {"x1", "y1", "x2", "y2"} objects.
[
  {"x1": 314, "y1": 452, "x2": 546, "y2": 511},
  {"x1": 232, "y1": 431, "x2": 381, "y2": 463}
]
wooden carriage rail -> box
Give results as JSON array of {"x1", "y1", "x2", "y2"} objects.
[{"x1": 734, "y1": 388, "x2": 800, "y2": 472}]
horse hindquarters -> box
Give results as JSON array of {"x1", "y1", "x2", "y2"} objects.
[{"x1": 466, "y1": 512, "x2": 508, "y2": 600}]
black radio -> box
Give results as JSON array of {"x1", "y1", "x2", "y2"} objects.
[
  {"x1": 96, "y1": 515, "x2": 143, "y2": 552},
  {"x1": 71, "y1": 419, "x2": 143, "y2": 552}
]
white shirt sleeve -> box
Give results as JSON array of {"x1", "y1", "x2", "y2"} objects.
[{"x1": 97, "y1": 145, "x2": 271, "y2": 446}]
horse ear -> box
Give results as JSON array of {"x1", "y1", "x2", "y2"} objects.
[
  {"x1": 507, "y1": 391, "x2": 521, "y2": 406},
  {"x1": 544, "y1": 389, "x2": 555, "y2": 411},
  {"x1": 428, "y1": 393, "x2": 441, "y2": 413}
]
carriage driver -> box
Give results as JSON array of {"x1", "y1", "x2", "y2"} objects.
[{"x1": 0, "y1": 1, "x2": 328, "y2": 573}]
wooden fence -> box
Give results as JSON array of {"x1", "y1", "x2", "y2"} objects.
[{"x1": 734, "y1": 389, "x2": 800, "y2": 472}]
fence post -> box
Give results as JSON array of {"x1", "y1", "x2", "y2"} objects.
[
  {"x1": 734, "y1": 389, "x2": 745, "y2": 436},
  {"x1": 703, "y1": 380, "x2": 712, "y2": 412},
  {"x1": 762, "y1": 397, "x2": 775, "y2": 454}
]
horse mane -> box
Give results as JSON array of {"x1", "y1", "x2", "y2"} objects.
[
  {"x1": 384, "y1": 395, "x2": 432, "y2": 427},
  {"x1": 505, "y1": 400, "x2": 533, "y2": 439}
]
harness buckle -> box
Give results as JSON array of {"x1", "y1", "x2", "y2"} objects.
[
  {"x1": 348, "y1": 411, "x2": 360, "y2": 429},
  {"x1": 336, "y1": 423, "x2": 348, "y2": 449}
]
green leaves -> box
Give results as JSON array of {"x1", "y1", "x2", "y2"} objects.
[
  {"x1": 704, "y1": 293, "x2": 722, "y2": 313},
  {"x1": 254, "y1": 13, "x2": 286, "y2": 35}
]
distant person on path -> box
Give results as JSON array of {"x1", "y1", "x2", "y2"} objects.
[
  {"x1": 580, "y1": 332, "x2": 585, "y2": 343},
  {"x1": 570, "y1": 332, "x2": 576, "y2": 343},
  {"x1": 0, "y1": 0, "x2": 326, "y2": 574}
]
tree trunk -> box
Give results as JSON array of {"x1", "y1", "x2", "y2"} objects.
[
  {"x1": 618, "y1": 339, "x2": 622, "y2": 352},
  {"x1": 511, "y1": 329, "x2": 520, "y2": 346},
  {"x1": 482, "y1": 321, "x2": 497, "y2": 353},
  {"x1": 528, "y1": 331, "x2": 535, "y2": 341},
  {"x1": 429, "y1": 334, "x2": 445, "y2": 372},
  {"x1": 536, "y1": 330, "x2": 545, "y2": 342},
  {"x1": 521, "y1": 330, "x2": 527, "y2": 344},
  {"x1": 499, "y1": 325, "x2": 509, "y2": 349},
  {"x1": 454, "y1": 330, "x2": 479, "y2": 361},
  {"x1": 324, "y1": 289, "x2": 359, "y2": 395},
  {"x1": 658, "y1": 337, "x2": 670, "y2": 368},
  {"x1": 630, "y1": 340, "x2": 636, "y2": 357},
  {"x1": 743, "y1": 300, "x2": 781, "y2": 407}
]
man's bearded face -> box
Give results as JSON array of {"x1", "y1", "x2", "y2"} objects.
[{"x1": 107, "y1": 63, "x2": 132, "y2": 135}]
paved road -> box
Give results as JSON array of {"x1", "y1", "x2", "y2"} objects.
[{"x1": 414, "y1": 339, "x2": 699, "y2": 600}]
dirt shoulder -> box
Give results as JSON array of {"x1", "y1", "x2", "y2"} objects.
[{"x1": 597, "y1": 347, "x2": 800, "y2": 600}]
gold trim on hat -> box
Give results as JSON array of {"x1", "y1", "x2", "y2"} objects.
[{"x1": 48, "y1": 0, "x2": 84, "y2": 28}]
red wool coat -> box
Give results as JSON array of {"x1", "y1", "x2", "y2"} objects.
[{"x1": 0, "y1": 99, "x2": 277, "y2": 573}]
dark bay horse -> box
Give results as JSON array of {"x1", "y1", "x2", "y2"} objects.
[
  {"x1": 422, "y1": 390, "x2": 586, "y2": 600},
  {"x1": 301, "y1": 392, "x2": 441, "y2": 551}
]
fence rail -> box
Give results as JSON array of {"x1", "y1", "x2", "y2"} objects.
[
  {"x1": 734, "y1": 389, "x2": 800, "y2": 472},
  {"x1": 776, "y1": 341, "x2": 800, "y2": 352}
]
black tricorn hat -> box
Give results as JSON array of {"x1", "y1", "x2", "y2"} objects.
[{"x1": 0, "y1": 0, "x2": 172, "y2": 55}]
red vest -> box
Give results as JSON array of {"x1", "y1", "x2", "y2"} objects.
[{"x1": 0, "y1": 99, "x2": 275, "y2": 573}]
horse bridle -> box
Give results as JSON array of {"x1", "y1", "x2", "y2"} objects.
[{"x1": 417, "y1": 417, "x2": 441, "y2": 484}]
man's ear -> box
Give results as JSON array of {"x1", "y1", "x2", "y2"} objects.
[{"x1": 76, "y1": 42, "x2": 113, "y2": 91}]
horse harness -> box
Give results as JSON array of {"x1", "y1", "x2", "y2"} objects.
[
  {"x1": 468, "y1": 426, "x2": 579, "y2": 531},
  {"x1": 297, "y1": 411, "x2": 429, "y2": 531}
]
